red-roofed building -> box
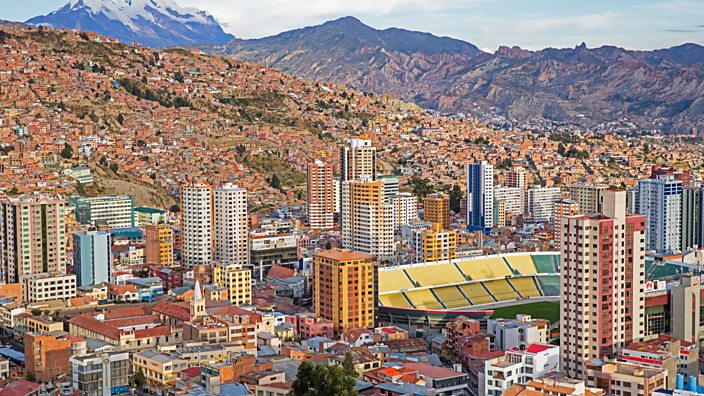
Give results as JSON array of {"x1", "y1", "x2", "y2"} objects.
[
  {"x1": 369, "y1": 362, "x2": 468, "y2": 395},
  {"x1": 620, "y1": 334, "x2": 699, "y2": 389},
  {"x1": 68, "y1": 307, "x2": 179, "y2": 351},
  {"x1": 0, "y1": 380, "x2": 40, "y2": 396},
  {"x1": 266, "y1": 265, "x2": 296, "y2": 279}
]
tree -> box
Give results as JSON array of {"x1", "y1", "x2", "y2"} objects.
[
  {"x1": 109, "y1": 163, "x2": 118, "y2": 173},
  {"x1": 291, "y1": 362, "x2": 356, "y2": 396},
  {"x1": 169, "y1": 204, "x2": 180, "y2": 213},
  {"x1": 76, "y1": 181, "x2": 86, "y2": 196},
  {"x1": 409, "y1": 177, "x2": 434, "y2": 198},
  {"x1": 449, "y1": 184, "x2": 463, "y2": 213},
  {"x1": 117, "y1": 113, "x2": 124, "y2": 125},
  {"x1": 325, "y1": 241, "x2": 332, "y2": 250},
  {"x1": 557, "y1": 143, "x2": 566, "y2": 156},
  {"x1": 25, "y1": 372, "x2": 37, "y2": 382},
  {"x1": 31, "y1": 308, "x2": 43, "y2": 316},
  {"x1": 133, "y1": 367, "x2": 146, "y2": 387},
  {"x1": 342, "y1": 352, "x2": 357, "y2": 378},
  {"x1": 269, "y1": 174, "x2": 282, "y2": 190},
  {"x1": 60, "y1": 142, "x2": 73, "y2": 159}
]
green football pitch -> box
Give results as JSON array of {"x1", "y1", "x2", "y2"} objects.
[{"x1": 491, "y1": 301, "x2": 560, "y2": 324}]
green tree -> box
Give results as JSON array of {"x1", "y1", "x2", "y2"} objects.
[
  {"x1": 133, "y1": 367, "x2": 146, "y2": 387},
  {"x1": 269, "y1": 174, "x2": 282, "y2": 190},
  {"x1": 342, "y1": 352, "x2": 357, "y2": 378},
  {"x1": 109, "y1": 163, "x2": 118, "y2": 173},
  {"x1": 169, "y1": 204, "x2": 180, "y2": 213},
  {"x1": 449, "y1": 184, "x2": 463, "y2": 213},
  {"x1": 25, "y1": 372, "x2": 37, "y2": 382},
  {"x1": 291, "y1": 363, "x2": 356, "y2": 396},
  {"x1": 409, "y1": 177, "x2": 434, "y2": 198},
  {"x1": 76, "y1": 181, "x2": 86, "y2": 196},
  {"x1": 325, "y1": 241, "x2": 332, "y2": 250},
  {"x1": 557, "y1": 143, "x2": 566, "y2": 156},
  {"x1": 31, "y1": 308, "x2": 43, "y2": 316},
  {"x1": 60, "y1": 142, "x2": 74, "y2": 159}
]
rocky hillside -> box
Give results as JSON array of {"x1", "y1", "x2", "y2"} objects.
[
  {"x1": 211, "y1": 17, "x2": 704, "y2": 133},
  {"x1": 211, "y1": 17, "x2": 481, "y2": 101}
]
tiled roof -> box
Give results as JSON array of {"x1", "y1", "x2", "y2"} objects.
[{"x1": 266, "y1": 265, "x2": 296, "y2": 279}]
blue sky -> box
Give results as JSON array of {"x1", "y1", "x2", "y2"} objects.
[{"x1": 4, "y1": 0, "x2": 703, "y2": 51}]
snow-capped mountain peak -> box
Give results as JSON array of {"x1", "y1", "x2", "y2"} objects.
[{"x1": 27, "y1": 0, "x2": 234, "y2": 48}]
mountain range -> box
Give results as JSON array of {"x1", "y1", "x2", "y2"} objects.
[
  {"x1": 26, "y1": 0, "x2": 233, "y2": 48},
  {"x1": 211, "y1": 17, "x2": 704, "y2": 134},
  {"x1": 21, "y1": 2, "x2": 704, "y2": 133}
]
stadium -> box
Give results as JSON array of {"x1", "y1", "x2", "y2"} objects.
[{"x1": 376, "y1": 252, "x2": 561, "y2": 330}]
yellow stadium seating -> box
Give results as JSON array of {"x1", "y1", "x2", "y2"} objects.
[
  {"x1": 379, "y1": 292, "x2": 414, "y2": 309},
  {"x1": 458, "y1": 283, "x2": 495, "y2": 305},
  {"x1": 504, "y1": 255, "x2": 538, "y2": 275},
  {"x1": 483, "y1": 279, "x2": 520, "y2": 301},
  {"x1": 404, "y1": 263, "x2": 465, "y2": 287},
  {"x1": 508, "y1": 277, "x2": 542, "y2": 298},
  {"x1": 433, "y1": 286, "x2": 471, "y2": 308},
  {"x1": 456, "y1": 257, "x2": 513, "y2": 280},
  {"x1": 378, "y1": 269, "x2": 415, "y2": 293},
  {"x1": 404, "y1": 289, "x2": 445, "y2": 310}
]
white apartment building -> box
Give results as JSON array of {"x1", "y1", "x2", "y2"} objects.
[
  {"x1": 340, "y1": 138, "x2": 376, "y2": 182},
  {"x1": 484, "y1": 344, "x2": 560, "y2": 396},
  {"x1": 487, "y1": 314, "x2": 550, "y2": 351},
  {"x1": 22, "y1": 272, "x2": 77, "y2": 303},
  {"x1": 638, "y1": 176, "x2": 683, "y2": 254},
  {"x1": 380, "y1": 175, "x2": 400, "y2": 203},
  {"x1": 71, "y1": 352, "x2": 130, "y2": 396},
  {"x1": 524, "y1": 187, "x2": 562, "y2": 222},
  {"x1": 214, "y1": 183, "x2": 248, "y2": 265},
  {"x1": 307, "y1": 160, "x2": 334, "y2": 230},
  {"x1": 342, "y1": 178, "x2": 394, "y2": 258},
  {"x1": 568, "y1": 184, "x2": 608, "y2": 215},
  {"x1": 391, "y1": 192, "x2": 419, "y2": 231},
  {"x1": 73, "y1": 195, "x2": 134, "y2": 228},
  {"x1": 181, "y1": 182, "x2": 213, "y2": 267},
  {"x1": 494, "y1": 187, "x2": 524, "y2": 215},
  {"x1": 333, "y1": 177, "x2": 341, "y2": 214}
]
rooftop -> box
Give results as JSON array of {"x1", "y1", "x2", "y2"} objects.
[{"x1": 314, "y1": 248, "x2": 373, "y2": 262}]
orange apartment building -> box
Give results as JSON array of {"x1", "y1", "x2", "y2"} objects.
[
  {"x1": 145, "y1": 224, "x2": 174, "y2": 266},
  {"x1": 24, "y1": 332, "x2": 74, "y2": 382},
  {"x1": 313, "y1": 249, "x2": 377, "y2": 332},
  {"x1": 424, "y1": 193, "x2": 450, "y2": 229}
]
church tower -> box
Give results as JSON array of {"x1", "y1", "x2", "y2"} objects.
[{"x1": 190, "y1": 278, "x2": 205, "y2": 319}]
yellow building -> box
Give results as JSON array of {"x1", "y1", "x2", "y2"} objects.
[
  {"x1": 132, "y1": 350, "x2": 185, "y2": 392},
  {"x1": 416, "y1": 223, "x2": 457, "y2": 263},
  {"x1": 18, "y1": 315, "x2": 64, "y2": 334},
  {"x1": 424, "y1": 193, "x2": 450, "y2": 229},
  {"x1": 313, "y1": 249, "x2": 377, "y2": 332},
  {"x1": 146, "y1": 224, "x2": 174, "y2": 266},
  {"x1": 212, "y1": 262, "x2": 252, "y2": 305}
]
